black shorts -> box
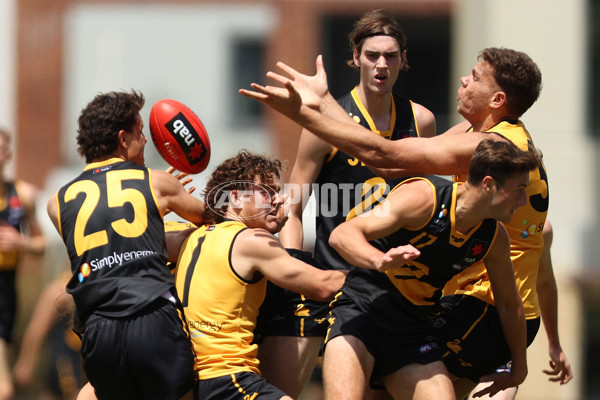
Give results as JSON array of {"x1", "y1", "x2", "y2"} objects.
[
  {"x1": 196, "y1": 371, "x2": 287, "y2": 400},
  {"x1": 254, "y1": 249, "x2": 330, "y2": 343},
  {"x1": 0, "y1": 270, "x2": 17, "y2": 342},
  {"x1": 434, "y1": 294, "x2": 541, "y2": 382},
  {"x1": 325, "y1": 291, "x2": 442, "y2": 385},
  {"x1": 81, "y1": 297, "x2": 196, "y2": 400}
]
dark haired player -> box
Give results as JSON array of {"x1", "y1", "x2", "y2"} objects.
[{"x1": 47, "y1": 90, "x2": 206, "y2": 400}]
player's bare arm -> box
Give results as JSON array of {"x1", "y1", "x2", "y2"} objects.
[
  {"x1": 46, "y1": 195, "x2": 60, "y2": 234},
  {"x1": 537, "y1": 220, "x2": 573, "y2": 385},
  {"x1": 150, "y1": 169, "x2": 205, "y2": 225},
  {"x1": 233, "y1": 228, "x2": 347, "y2": 302},
  {"x1": 474, "y1": 225, "x2": 528, "y2": 398},
  {"x1": 329, "y1": 180, "x2": 430, "y2": 272},
  {"x1": 278, "y1": 129, "x2": 332, "y2": 249},
  {"x1": 241, "y1": 56, "x2": 504, "y2": 175},
  {"x1": 412, "y1": 102, "x2": 437, "y2": 138}
]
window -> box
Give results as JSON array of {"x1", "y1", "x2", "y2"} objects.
[{"x1": 230, "y1": 38, "x2": 264, "y2": 127}]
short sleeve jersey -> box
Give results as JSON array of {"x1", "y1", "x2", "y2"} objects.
[
  {"x1": 174, "y1": 220, "x2": 267, "y2": 380},
  {"x1": 56, "y1": 159, "x2": 170, "y2": 324},
  {"x1": 314, "y1": 88, "x2": 421, "y2": 270},
  {"x1": 445, "y1": 120, "x2": 548, "y2": 319}
]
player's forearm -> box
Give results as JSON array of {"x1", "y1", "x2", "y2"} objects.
[
  {"x1": 278, "y1": 215, "x2": 304, "y2": 249},
  {"x1": 21, "y1": 234, "x2": 46, "y2": 255},
  {"x1": 329, "y1": 226, "x2": 383, "y2": 271},
  {"x1": 297, "y1": 105, "x2": 393, "y2": 168},
  {"x1": 538, "y1": 279, "x2": 561, "y2": 348},
  {"x1": 497, "y1": 300, "x2": 528, "y2": 382}
]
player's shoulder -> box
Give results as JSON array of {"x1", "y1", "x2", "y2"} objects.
[
  {"x1": 233, "y1": 227, "x2": 288, "y2": 269},
  {"x1": 389, "y1": 177, "x2": 436, "y2": 212},
  {"x1": 14, "y1": 179, "x2": 40, "y2": 205}
]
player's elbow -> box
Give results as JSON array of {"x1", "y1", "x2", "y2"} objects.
[
  {"x1": 312, "y1": 270, "x2": 347, "y2": 301},
  {"x1": 328, "y1": 226, "x2": 345, "y2": 255}
]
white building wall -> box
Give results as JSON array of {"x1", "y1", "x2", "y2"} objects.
[{"x1": 59, "y1": 4, "x2": 278, "y2": 197}]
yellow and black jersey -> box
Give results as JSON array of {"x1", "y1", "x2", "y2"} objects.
[
  {"x1": 447, "y1": 119, "x2": 548, "y2": 319},
  {"x1": 314, "y1": 87, "x2": 422, "y2": 271},
  {"x1": 56, "y1": 159, "x2": 170, "y2": 324},
  {"x1": 174, "y1": 220, "x2": 266, "y2": 380},
  {"x1": 0, "y1": 181, "x2": 25, "y2": 270},
  {"x1": 343, "y1": 175, "x2": 499, "y2": 315}
]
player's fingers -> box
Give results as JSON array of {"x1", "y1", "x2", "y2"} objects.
[
  {"x1": 266, "y1": 71, "x2": 292, "y2": 86},
  {"x1": 276, "y1": 61, "x2": 301, "y2": 78},
  {"x1": 543, "y1": 361, "x2": 562, "y2": 375},
  {"x1": 165, "y1": 166, "x2": 175, "y2": 174},
  {"x1": 471, "y1": 383, "x2": 497, "y2": 398},
  {"x1": 316, "y1": 54, "x2": 324, "y2": 71},
  {"x1": 239, "y1": 88, "x2": 268, "y2": 101},
  {"x1": 186, "y1": 186, "x2": 196, "y2": 195},
  {"x1": 179, "y1": 177, "x2": 192, "y2": 186},
  {"x1": 561, "y1": 372, "x2": 573, "y2": 384}
]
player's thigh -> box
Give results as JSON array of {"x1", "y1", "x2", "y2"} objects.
[
  {"x1": 323, "y1": 335, "x2": 375, "y2": 400},
  {"x1": 467, "y1": 383, "x2": 517, "y2": 400},
  {"x1": 382, "y1": 361, "x2": 454, "y2": 400},
  {"x1": 452, "y1": 376, "x2": 478, "y2": 400},
  {"x1": 258, "y1": 335, "x2": 323, "y2": 398}
]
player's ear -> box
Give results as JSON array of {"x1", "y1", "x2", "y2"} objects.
[
  {"x1": 229, "y1": 189, "x2": 243, "y2": 208},
  {"x1": 401, "y1": 50, "x2": 408, "y2": 69},
  {"x1": 353, "y1": 49, "x2": 360, "y2": 68},
  {"x1": 490, "y1": 91, "x2": 507, "y2": 109},
  {"x1": 117, "y1": 129, "x2": 129, "y2": 148},
  {"x1": 481, "y1": 176, "x2": 496, "y2": 192}
]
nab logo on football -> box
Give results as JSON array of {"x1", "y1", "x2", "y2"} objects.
[
  {"x1": 165, "y1": 113, "x2": 208, "y2": 166},
  {"x1": 150, "y1": 98, "x2": 211, "y2": 174}
]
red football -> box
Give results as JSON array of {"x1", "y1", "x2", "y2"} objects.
[{"x1": 149, "y1": 99, "x2": 211, "y2": 174}]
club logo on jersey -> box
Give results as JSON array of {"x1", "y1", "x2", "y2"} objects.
[
  {"x1": 78, "y1": 263, "x2": 91, "y2": 282},
  {"x1": 451, "y1": 263, "x2": 468, "y2": 272},
  {"x1": 418, "y1": 342, "x2": 439, "y2": 354},
  {"x1": 520, "y1": 220, "x2": 537, "y2": 239},
  {"x1": 348, "y1": 112, "x2": 361, "y2": 123},
  {"x1": 461, "y1": 239, "x2": 489, "y2": 264},
  {"x1": 92, "y1": 165, "x2": 114, "y2": 174},
  {"x1": 166, "y1": 112, "x2": 208, "y2": 165},
  {"x1": 7, "y1": 195, "x2": 24, "y2": 226},
  {"x1": 429, "y1": 204, "x2": 449, "y2": 233}
]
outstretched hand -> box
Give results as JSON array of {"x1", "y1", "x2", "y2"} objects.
[
  {"x1": 166, "y1": 166, "x2": 196, "y2": 195},
  {"x1": 239, "y1": 55, "x2": 329, "y2": 121}
]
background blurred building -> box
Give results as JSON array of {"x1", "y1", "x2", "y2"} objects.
[{"x1": 1, "y1": 0, "x2": 598, "y2": 398}]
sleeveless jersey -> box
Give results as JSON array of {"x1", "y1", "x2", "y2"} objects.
[
  {"x1": 314, "y1": 87, "x2": 421, "y2": 270},
  {"x1": 445, "y1": 119, "x2": 548, "y2": 319},
  {"x1": 56, "y1": 159, "x2": 170, "y2": 324},
  {"x1": 174, "y1": 220, "x2": 266, "y2": 380},
  {"x1": 0, "y1": 181, "x2": 25, "y2": 270},
  {"x1": 343, "y1": 176, "x2": 499, "y2": 315}
]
